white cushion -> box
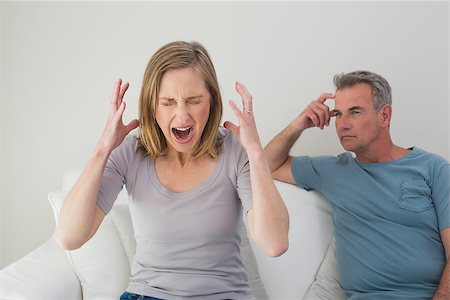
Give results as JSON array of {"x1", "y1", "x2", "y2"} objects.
[
  {"x1": 239, "y1": 224, "x2": 268, "y2": 299},
  {"x1": 303, "y1": 238, "x2": 346, "y2": 300},
  {"x1": 0, "y1": 237, "x2": 82, "y2": 300},
  {"x1": 249, "y1": 181, "x2": 335, "y2": 299},
  {"x1": 109, "y1": 204, "x2": 136, "y2": 268},
  {"x1": 48, "y1": 191, "x2": 130, "y2": 300}
]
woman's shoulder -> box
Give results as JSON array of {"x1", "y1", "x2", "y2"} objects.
[
  {"x1": 111, "y1": 130, "x2": 142, "y2": 161},
  {"x1": 217, "y1": 126, "x2": 249, "y2": 167},
  {"x1": 218, "y1": 126, "x2": 243, "y2": 152}
]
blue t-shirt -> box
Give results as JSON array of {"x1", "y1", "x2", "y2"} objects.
[{"x1": 292, "y1": 148, "x2": 450, "y2": 299}]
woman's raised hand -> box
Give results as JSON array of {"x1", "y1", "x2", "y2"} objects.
[
  {"x1": 96, "y1": 79, "x2": 140, "y2": 154},
  {"x1": 224, "y1": 81, "x2": 263, "y2": 154}
]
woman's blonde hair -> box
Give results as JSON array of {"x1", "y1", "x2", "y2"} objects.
[{"x1": 137, "y1": 41, "x2": 223, "y2": 159}]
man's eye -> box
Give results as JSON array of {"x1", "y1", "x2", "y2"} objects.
[{"x1": 351, "y1": 111, "x2": 360, "y2": 115}]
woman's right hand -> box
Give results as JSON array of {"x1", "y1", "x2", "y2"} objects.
[
  {"x1": 58, "y1": 79, "x2": 139, "y2": 250},
  {"x1": 96, "y1": 79, "x2": 140, "y2": 154}
]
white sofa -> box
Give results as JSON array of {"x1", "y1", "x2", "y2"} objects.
[{"x1": 0, "y1": 169, "x2": 345, "y2": 300}]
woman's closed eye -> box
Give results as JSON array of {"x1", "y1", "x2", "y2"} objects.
[
  {"x1": 160, "y1": 98, "x2": 175, "y2": 106},
  {"x1": 186, "y1": 98, "x2": 202, "y2": 105}
]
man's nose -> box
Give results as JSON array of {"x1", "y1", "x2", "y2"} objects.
[{"x1": 336, "y1": 115, "x2": 351, "y2": 130}]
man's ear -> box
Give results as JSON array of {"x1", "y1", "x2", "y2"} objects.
[{"x1": 379, "y1": 104, "x2": 392, "y2": 128}]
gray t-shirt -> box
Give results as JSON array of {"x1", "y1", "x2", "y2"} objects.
[{"x1": 97, "y1": 127, "x2": 254, "y2": 299}]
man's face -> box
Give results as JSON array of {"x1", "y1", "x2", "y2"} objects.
[{"x1": 332, "y1": 83, "x2": 385, "y2": 154}]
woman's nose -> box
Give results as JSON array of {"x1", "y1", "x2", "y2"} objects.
[{"x1": 175, "y1": 104, "x2": 190, "y2": 123}]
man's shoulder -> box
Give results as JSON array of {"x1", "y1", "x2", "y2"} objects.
[
  {"x1": 410, "y1": 147, "x2": 449, "y2": 166},
  {"x1": 311, "y1": 152, "x2": 354, "y2": 164},
  {"x1": 292, "y1": 152, "x2": 354, "y2": 170}
]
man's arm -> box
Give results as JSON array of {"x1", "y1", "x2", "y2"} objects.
[
  {"x1": 433, "y1": 227, "x2": 450, "y2": 299},
  {"x1": 264, "y1": 93, "x2": 335, "y2": 185}
]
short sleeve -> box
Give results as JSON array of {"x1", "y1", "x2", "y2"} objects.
[
  {"x1": 97, "y1": 134, "x2": 137, "y2": 214},
  {"x1": 221, "y1": 127, "x2": 252, "y2": 214},
  {"x1": 236, "y1": 162, "x2": 252, "y2": 214},
  {"x1": 235, "y1": 145, "x2": 252, "y2": 214},
  {"x1": 291, "y1": 156, "x2": 329, "y2": 191},
  {"x1": 433, "y1": 163, "x2": 450, "y2": 230}
]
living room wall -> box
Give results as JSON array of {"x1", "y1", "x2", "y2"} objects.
[
  {"x1": 0, "y1": 1, "x2": 448, "y2": 269},
  {"x1": 0, "y1": 1, "x2": 4, "y2": 267}
]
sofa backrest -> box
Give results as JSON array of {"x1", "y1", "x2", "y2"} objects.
[{"x1": 249, "y1": 181, "x2": 333, "y2": 298}]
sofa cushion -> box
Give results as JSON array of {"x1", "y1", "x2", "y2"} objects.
[
  {"x1": 303, "y1": 238, "x2": 346, "y2": 300},
  {"x1": 0, "y1": 237, "x2": 82, "y2": 300},
  {"x1": 248, "y1": 181, "x2": 335, "y2": 299},
  {"x1": 109, "y1": 204, "x2": 136, "y2": 268},
  {"x1": 48, "y1": 191, "x2": 130, "y2": 300}
]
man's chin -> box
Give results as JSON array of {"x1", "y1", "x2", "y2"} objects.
[{"x1": 340, "y1": 142, "x2": 355, "y2": 152}]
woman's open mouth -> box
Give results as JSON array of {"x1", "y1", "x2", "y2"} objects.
[{"x1": 171, "y1": 126, "x2": 194, "y2": 144}]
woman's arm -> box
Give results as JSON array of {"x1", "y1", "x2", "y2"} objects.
[
  {"x1": 56, "y1": 79, "x2": 139, "y2": 250},
  {"x1": 224, "y1": 81, "x2": 289, "y2": 257}
]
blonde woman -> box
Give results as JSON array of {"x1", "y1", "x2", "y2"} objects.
[{"x1": 56, "y1": 41, "x2": 289, "y2": 300}]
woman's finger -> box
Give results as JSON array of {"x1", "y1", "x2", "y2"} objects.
[
  {"x1": 223, "y1": 120, "x2": 239, "y2": 136},
  {"x1": 110, "y1": 79, "x2": 122, "y2": 113},
  {"x1": 228, "y1": 99, "x2": 243, "y2": 119},
  {"x1": 117, "y1": 81, "x2": 129, "y2": 109},
  {"x1": 235, "y1": 81, "x2": 253, "y2": 112},
  {"x1": 113, "y1": 101, "x2": 126, "y2": 123}
]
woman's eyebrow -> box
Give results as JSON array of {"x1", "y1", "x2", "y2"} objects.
[
  {"x1": 184, "y1": 95, "x2": 204, "y2": 101},
  {"x1": 159, "y1": 95, "x2": 204, "y2": 101},
  {"x1": 159, "y1": 97, "x2": 174, "y2": 101}
]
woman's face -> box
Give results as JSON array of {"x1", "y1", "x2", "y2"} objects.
[{"x1": 156, "y1": 67, "x2": 211, "y2": 155}]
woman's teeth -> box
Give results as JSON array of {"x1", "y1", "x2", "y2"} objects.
[{"x1": 172, "y1": 126, "x2": 193, "y2": 141}]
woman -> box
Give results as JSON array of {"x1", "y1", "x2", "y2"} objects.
[{"x1": 57, "y1": 41, "x2": 289, "y2": 300}]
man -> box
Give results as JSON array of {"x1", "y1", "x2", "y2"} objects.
[{"x1": 265, "y1": 70, "x2": 449, "y2": 299}]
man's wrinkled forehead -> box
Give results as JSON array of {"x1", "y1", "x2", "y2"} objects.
[{"x1": 334, "y1": 83, "x2": 374, "y2": 108}]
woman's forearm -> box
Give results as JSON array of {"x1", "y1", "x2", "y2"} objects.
[
  {"x1": 247, "y1": 148, "x2": 289, "y2": 257},
  {"x1": 56, "y1": 147, "x2": 109, "y2": 250}
]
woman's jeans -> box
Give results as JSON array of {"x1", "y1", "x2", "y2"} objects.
[{"x1": 120, "y1": 291, "x2": 164, "y2": 300}]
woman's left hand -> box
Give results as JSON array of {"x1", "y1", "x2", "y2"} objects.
[{"x1": 224, "y1": 81, "x2": 263, "y2": 153}]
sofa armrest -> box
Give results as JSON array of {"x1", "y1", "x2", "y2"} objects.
[{"x1": 0, "y1": 234, "x2": 82, "y2": 300}]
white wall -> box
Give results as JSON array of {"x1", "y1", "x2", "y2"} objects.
[
  {"x1": 0, "y1": 1, "x2": 5, "y2": 267},
  {"x1": 1, "y1": 2, "x2": 448, "y2": 269}
]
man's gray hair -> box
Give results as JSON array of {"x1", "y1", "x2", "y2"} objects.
[{"x1": 333, "y1": 70, "x2": 392, "y2": 111}]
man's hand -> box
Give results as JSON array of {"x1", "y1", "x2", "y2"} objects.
[
  {"x1": 263, "y1": 92, "x2": 335, "y2": 184},
  {"x1": 295, "y1": 93, "x2": 335, "y2": 131}
]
